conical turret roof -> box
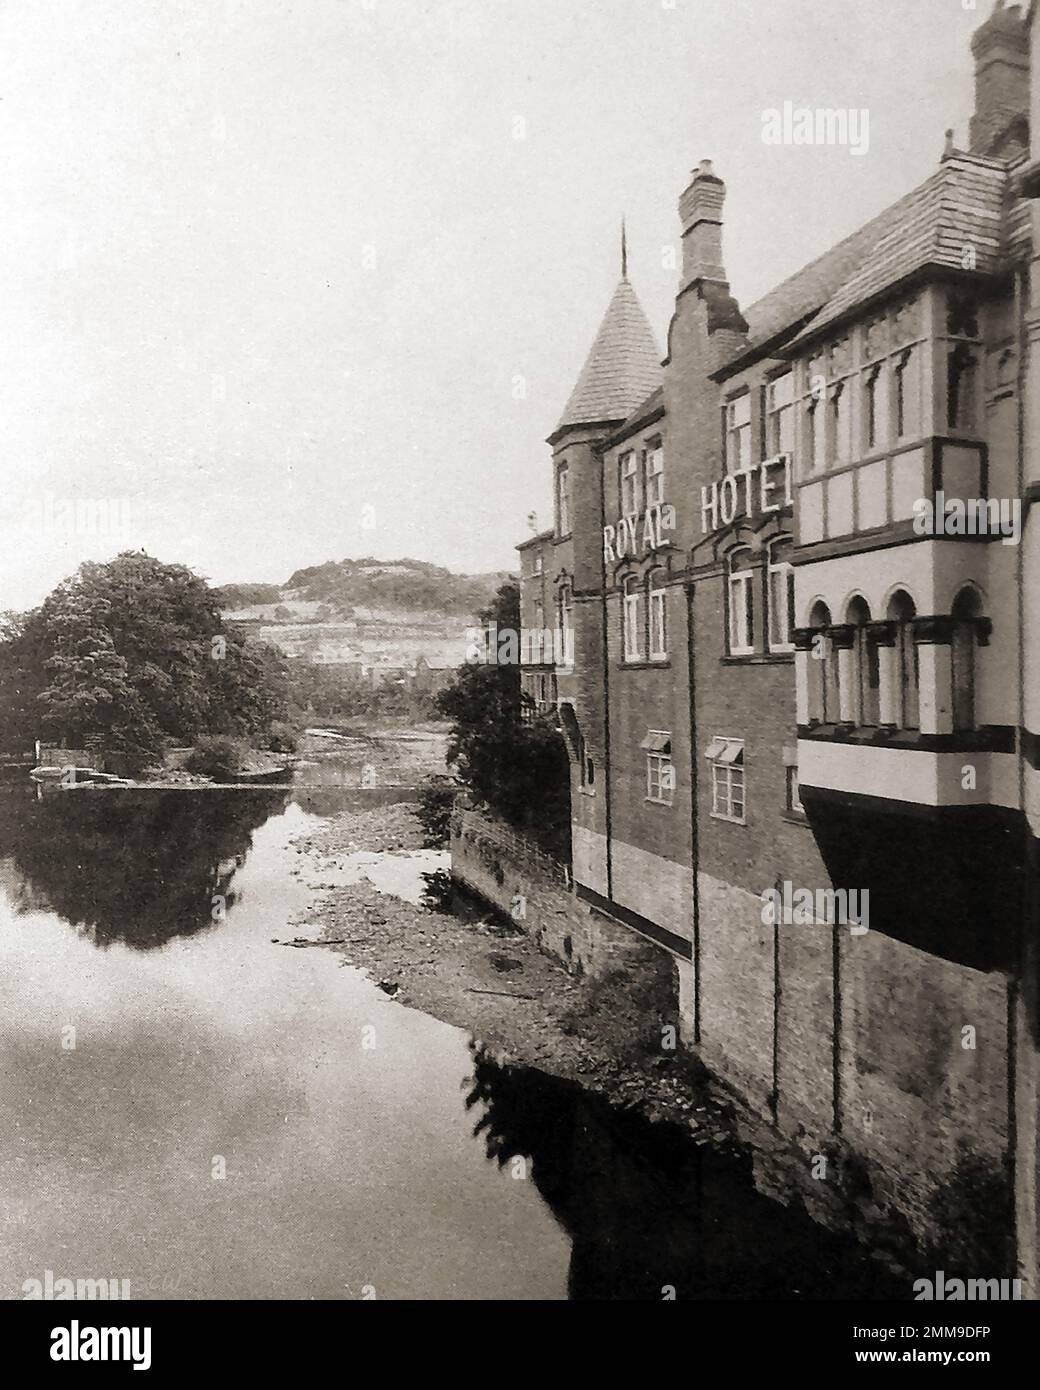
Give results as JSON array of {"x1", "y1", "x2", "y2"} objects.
[{"x1": 554, "y1": 277, "x2": 661, "y2": 438}]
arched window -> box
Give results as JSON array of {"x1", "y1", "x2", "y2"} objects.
[
  {"x1": 648, "y1": 570, "x2": 667, "y2": 661},
  {"x1": 847, "y1": 597, "x2": 880, "y2": 726},
  {"x1": 894, "y1": 346, "x2": 919, "y2": 440},
  {"x1": 622, "y1": 576, "x2": 642, "y2": 663},
  {"x1": 767, "y1": 539, "x2": 795, "y2": 652},
  {"x1": 807, "y1": 398, "x2": 826, "y2": 474},
  {"x1": 864, "y1": 363, "x2": 884, "y2": 451},
  {"x1": 952, "y1": 587, "x2": 983, "y2": 732},
  {"x1": 727, "y1": 549, "x2": 755, "y2": 655},
  {"x1": 832, "y1": 381, "x2": 852, "y2": 464},
  {"x1": 808, "y1": 601, "x2": 836, "y2": 724},
  {"x1": 887, "y1": 591, "x2": 919, "y2": 731}
]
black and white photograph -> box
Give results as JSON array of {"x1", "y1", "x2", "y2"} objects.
[{"x1": 0, "y1": 0, "x2": 1038, "y2": 1360}]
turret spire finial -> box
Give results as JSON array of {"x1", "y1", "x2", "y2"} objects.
[{"x1": 621, "y1": 217, "x2": 628, "y2": 280}]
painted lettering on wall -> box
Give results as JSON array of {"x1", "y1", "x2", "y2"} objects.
[
  {"x1": 603, "y1": 503, "x2": 676, "y2": 562},
  {"x1": 701, "y1": 455, "x2": 792, "y2": 534}
]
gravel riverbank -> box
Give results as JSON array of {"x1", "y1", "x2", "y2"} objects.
[{"x1": 285, "y1": 800, "x2": 736, "y2": 1145}]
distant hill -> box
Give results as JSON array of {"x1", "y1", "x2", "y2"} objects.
[
  {"x1": 212, "y1": 558, "x2": 514, "y2": 671},
  {"x1": 213, "y1": 559, "x2": 511, "y2": 621}
]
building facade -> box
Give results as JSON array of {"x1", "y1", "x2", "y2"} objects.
[{"x1": 517, "y1": 1, "x2": 1040, "y2": 1284}]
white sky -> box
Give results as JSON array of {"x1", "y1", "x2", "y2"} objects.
[{"x1": 0, "y1": 0, "x2": 978, "y2": 610}]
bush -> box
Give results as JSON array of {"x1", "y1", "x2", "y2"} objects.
[
  {"x1": 266, "y1": 721, "x2": 298, "y2": 754},
  {"x1": 416, "y1": 774, "x2": 457, "y2": 848},
  {"x1": 185, "y1": 735, "x2": 248, "y2": 781}
]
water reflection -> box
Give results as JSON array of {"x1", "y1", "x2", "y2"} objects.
[
  {"x1": 0, "y1": 787, "x2": 287, "y2": 950},
  {"x1": 465, "y1": 1044, "x2": 905, "y2": 1300}
]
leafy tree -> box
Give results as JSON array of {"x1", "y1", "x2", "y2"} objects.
[
  {"x1": 435, "y1": 582, "x2": 571, "y2": 860},
  {"x1": 0, "y1": 611, "x2": 47, "y2": 751},
  {"x1": 0, "y1": 552, "x2": 290, "y2": 765}
]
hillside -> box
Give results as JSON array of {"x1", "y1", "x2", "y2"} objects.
[
  {"x1": 213, "y1": 558, "x2": 511, "y2": 621},
  {"x1": 213, "y1": 558, "x2": 514, "y2": 675}
]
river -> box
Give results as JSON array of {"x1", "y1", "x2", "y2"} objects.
[{"x1": 0, "y1": 764, "x2": 901, "y2": 1300}]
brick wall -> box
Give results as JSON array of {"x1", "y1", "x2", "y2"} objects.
[{"x1": 450, "y1": 805, "x2": 659, "y2": 980}]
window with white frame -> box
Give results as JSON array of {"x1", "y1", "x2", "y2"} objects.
[
  {"x1": 706, "y1": 736, "x2": 745, "y2": 823},
  {"x1": 532, "y1": 600, "x2": 545, "y2": 664},
  {"x1": 533, "y1": 552, "x2": 543, "y2": 575},
  {"x1": 767, "y1": 540, "x2": 795, "y2": 652},
  {"x1": 622, "y1": 576, "x2": 642, "y2": 662},
  {"x1": 725, "y1": 393, "x2": 752, "y2": 473},
  {"x1": 643, "y1": 731, "x2": 674, "y2": 805},
  {"x1": 767, "y1": 373, "x2": 794, "y2": 456},
  {"x1": 557, "y1": 464, "x2": 571, "y2": 536},
  {"x1": 727, "y1": 549, "x2": 755, "y2": 655},
  {"x1": 649, "y1": 571, "x2": 667, "y2": 660},
  {"x1": 646, "y1": 443, "x2": 665, "y2": 507},
  {"x1": 620, "y1": 451, "x2": 640, "y2": 515}
]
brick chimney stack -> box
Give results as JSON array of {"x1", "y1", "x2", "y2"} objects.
[
  {"x1": 679, "y1": 159, "x2": 727, "y2": 287},
  {"x1": 969, "y1": 1, "x2": 1030, "y2": 156}
]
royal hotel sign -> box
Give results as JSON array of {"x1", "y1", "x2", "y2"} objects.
[{"x1": 700, "y1": 454, "x2": 793, "y2": 534}]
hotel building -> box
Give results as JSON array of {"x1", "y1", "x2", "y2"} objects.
[{"x1": 518, "y1": 2, "x2": 1040, "y2": 1282}]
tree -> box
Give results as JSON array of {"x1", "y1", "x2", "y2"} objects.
[
  {"x1": 1, "y1": 552, "x2": 289, "y2": 766},
  {"x1": 435, "y1": 583, "x2": 571, "y2": 859}
]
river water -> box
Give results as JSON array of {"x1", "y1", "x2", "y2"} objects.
[{"x1": 0, "y1": 774, "x2": 901, "y2": 1301}]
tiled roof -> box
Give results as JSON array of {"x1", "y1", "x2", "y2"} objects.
[
  {"x1": 724, "y1": 189, "x2": 925, "y2": 373},
  {"x1": 784, "y1": 153, "x2": 1010, "y2": 350},
  {"x1": 721, "y1": 152, "x2": 1013, "y2": 375},
  {"x1": 606, "y1": 385, "x2": 665, "y2": 447},
  {"x1": 554, "y1": 278, "x2": 662, "y2": 436}
]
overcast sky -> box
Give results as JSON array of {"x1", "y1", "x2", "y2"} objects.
[{"x1": 0, "y1": 0, "x2": 979, "y2": 610}]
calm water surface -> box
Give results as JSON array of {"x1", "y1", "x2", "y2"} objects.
[{"x1": 0, "y1": 779, "x2": 900, "y2": 1301}]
